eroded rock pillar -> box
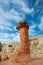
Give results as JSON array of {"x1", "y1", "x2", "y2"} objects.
[
  {"x1": 13, "y1": 21, "x2": 33, "y2": 65},
  {"x1": 16, "y1": 21, "x2": 30, "y2": 55}
]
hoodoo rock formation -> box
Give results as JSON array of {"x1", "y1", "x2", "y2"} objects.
[
  {"x1": 16, "y1": 21, "x2": 30, "y2": 54},
  {"x1": 14, "y1": 21, "x2": 33, "y2": 64}
]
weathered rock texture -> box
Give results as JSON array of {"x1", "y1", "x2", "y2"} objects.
[
  {"x1": 14, "y1": 21, "x2": 33, "y2": 64},
  {"x1": 30, "y1": 35, "x2": 43, "y2": 56},
  {"x1": 16, "y1": 21, "x2": 30, "y2": 54}
]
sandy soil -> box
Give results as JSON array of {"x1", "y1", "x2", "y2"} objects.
[{"x1": 0, "y1": 52, "x2": 43, "y2": 65}]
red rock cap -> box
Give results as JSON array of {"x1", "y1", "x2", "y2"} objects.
[{"x1": 16, "y1": 20, "x2": 29, "y2": 30}]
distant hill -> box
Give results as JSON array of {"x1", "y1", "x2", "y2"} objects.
[{"x1": 1, "y1": 35, "x2": 43, "y2": 56}]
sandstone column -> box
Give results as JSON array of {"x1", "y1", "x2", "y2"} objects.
[
  {"x1": 10, "y1": 21, "x2": 33, "y2": 65},
  {"x1": 16, "y1": 21, "x2": 30, "y2": 55},
  {"x1": 15, "y1": 21, "x2": 33, "y2": 64}
]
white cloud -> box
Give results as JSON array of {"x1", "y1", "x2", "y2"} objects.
[
  {"x1": 12, "y1": 0, "x2": 34, "y2": 14},
  {"x1": 0, "y1": 8, "x2": 23, "y2": 22},
  {"x1": 0, "y1": 8, "x2": 23, "y2": 31},
  {"x1": 29, "y1": 22, "x2": 38, "y2": 37},
  {"x1": 3, "y1": 9, "x2": 21, "y2": 20},
  {"x1": 0, "y1": 7, "x2": 21, "y2": 43},
  {"x1": 0, "y1": 17, "x2": 13, "y2": 31},
  {"x1": 39, "y1": 16, "x2": 43, "y2": 31},
  {"x1": 0, "y1": 8, "x2": 13, "y2": 26},
  {"x1": 0, "y1": 39, "x2": 12, "y2": 43},
  {"x1": 0, "y1": 33, "x2": 11, "y2": 43},
  {"x1": 23, "y1": 8, "x2": 34, "y2": 14},
  {"x1": 22, "y1": 4, "x2": 34, "y2": 14},
  {"x1": 10, "y1": 9, "x2": 20, "y2": 16},
  {"x1": 12, "y1": 0, "x2": 24, "y2": 6},
  {"x1": 0, "y1": 32, "x2": 20, "y2": 43},
  {"x1": 0, "y1": 0, "x2": 34, "y2": 23},
  {"x1": 0, "y1": 0, "x2": 11, "y2": 5},
  {"x1": 12, "y1": 33, "x2": 20, "y2": 42},
  {"x1": 29, "y1": 25, "x2": 36, "y2": 35},
  {"x1": 0, "y1": 33, "x2": 11, "y2": 39},
  {"x1": 0, "y1": 25, "x2": 12, "y2": 31}
]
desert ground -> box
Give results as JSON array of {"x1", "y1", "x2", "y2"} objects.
[{"x1": 0, "y1": 52, "x2": 43, "y2": 65}]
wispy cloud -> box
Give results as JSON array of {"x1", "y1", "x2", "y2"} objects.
[
  {"x1": 0, "y1": 32, "x2": 20, "y2": 43},
  {"x1": 0, "y1": 8, "x2": 24, "y2": 22},
  {"x1": 22, "y1": 4, "x2": 34, "y2": 14},
  {"x1": 29, "y1": 22, "x2": 39, "y2": 37},
  {"x1": 12, "y1": 32, "x2": 20, "y2": 42},
  {"x1": 39, "y1": 16, "x2": 43, "y2": 31},
  {"x1": 12, "y1": 0, "x2": 34, "y2": 15},
  {"x1": 0, "y1": 0, "x2": 43, "y2": 43}
]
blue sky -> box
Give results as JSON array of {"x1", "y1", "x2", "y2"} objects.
[{"x1": 0, "y1": 0, "x2": 43, "y2": 43}]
